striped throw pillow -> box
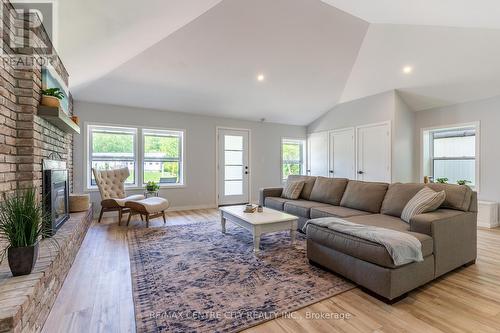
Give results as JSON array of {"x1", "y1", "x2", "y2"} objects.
[
  {"x1": 401, "y1": 187, "x2": 446, "y2": 223},
  {"x1": 281, "y1": 180, "x2": 305, "y2": 200}
]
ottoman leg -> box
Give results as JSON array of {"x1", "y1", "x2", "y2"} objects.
[
  {"x1": 126, "y1": 211, "x2": 132, "y2": 226},
  {"x1": 162, "y1": 211, "x2": 166, "y2": 224},
  {"x1": 118, "y1": 209, "x2": 123, "y2": 226},
  {"x1": 146, "y1": 215, "x2": 150, "y2": 228}
]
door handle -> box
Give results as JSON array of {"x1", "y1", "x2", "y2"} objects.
[{"x1": 357, "y1": 171, "x2": 364, "y2": 175}]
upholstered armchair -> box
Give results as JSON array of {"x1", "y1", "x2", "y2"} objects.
[{"x1": 92, "y1": 167, "x2": 145, "y2": 224}]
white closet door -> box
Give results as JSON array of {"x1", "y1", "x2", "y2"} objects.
[
  {"x1": 307, "y1": 132, "x2": 328, "y2": 177},
  {"x1": 329, "y1": 128, "x2": 355, "y2": 179},
  {"x1": 356, "y1": 123, "x2": 391, "y2": 182}
]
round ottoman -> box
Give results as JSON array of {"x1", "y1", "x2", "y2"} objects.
[{"x1": 69, "y1": 193, "x2": 91, "y2": 213}]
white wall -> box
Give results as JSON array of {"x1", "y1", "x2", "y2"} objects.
[
  {"x1": 415, "y1": 95, "x2": 500, "y2": 202},
  {"x1": 307, "y1": 90, "x2": 416, "y2": 182},
  {"x1": 73, "y1": 101, "x2": 306, "y2": 212},
  {"x1": 393, "y1": 92, "x2": 416, "y2": 182},
  {"x1": 308, "y1": 90, "x2": 395, "y2": 133}
]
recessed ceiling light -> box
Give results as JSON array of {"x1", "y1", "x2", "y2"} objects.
[
  {"x1": 403, "y1": 66, "x2": 413, "y2": 74},
  {"x1": 257, "y1": 74, "x2": 265, "y2": 81}
]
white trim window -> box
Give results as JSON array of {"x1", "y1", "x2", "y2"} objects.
[
  {"x1": 142, "y1": 129, "x2": 184, "y2": 185},
  {"x1": 88, "y1": 125, "x2": 138, "y2": 187},
  {"x1": 422, "y1": 124, "x2": 479, "y2": 188},
  {"x1": 281, "y1": 138, "x2": 306, "y2": 181}
]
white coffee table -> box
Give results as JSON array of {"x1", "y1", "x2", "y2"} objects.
[{"x1": 219, "y1": 205, "x2": 298, "y2": 252}]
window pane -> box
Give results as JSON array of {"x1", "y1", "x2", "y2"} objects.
[
  {"x1": 225, "y1": 166, "x2": 242, "y2": 180},
  {"x1": 144, "y1": 135, "x2": 180, "y2": 159},
  {"x1": 92, "y1": 132, "x2": 134, "y2": 154},
  {"x1": 282, "y1": 143, "x2": 301, "y2": 161},
  {"x1": 91, "y1": 161, "x2": 135, "y2": 185},
  {"x1": 433, "y1": 136, "x2": 475, "y2": 158},
  {"x1": 433, "y1": 159, "x2": 475, "y2": 185},
  {"x1": 225, "y1": 180, "x2": 243, "y2": 195},
  {"x1": 144, "y1": 161, "x2": 180, "y2": 184},
  {"x1": 225, "y1": 135, "x2": 243, "y2": 150},
  {"x1": 282, "y1": 163, "x2": 301, "y2": 180},
  {"x1": 225, "y1": 151, "x2": 243, "y2": 165}
]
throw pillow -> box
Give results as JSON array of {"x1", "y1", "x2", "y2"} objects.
[
  {"x1": 401, "y1": 187, "x2": 446, "y2": 223},
  {"x1": 281, "y1": 181, "x2": 305, "y2": 200}
]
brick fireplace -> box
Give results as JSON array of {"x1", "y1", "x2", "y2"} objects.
[{"x1": 0, "y1": 0, "x2": 73, "y2": 201}]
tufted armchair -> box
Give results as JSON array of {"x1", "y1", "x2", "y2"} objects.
[{"x1": 92, "y1": 167, "x2": 145, "y2": 224}]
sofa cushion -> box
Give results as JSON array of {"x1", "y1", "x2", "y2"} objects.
[
  {"x1": 401, "y1": 187, "x2": 446, "y2": 223},
  {"x1": 427, "y1": 183, "x2": 473, "y2": 212},
  {"x1": 283, "y1": 200, "x2": 331, "y2": 218},
  {"x1": 287, "y1": 175, "x2": 317, "y2": 200},
  {"x1": 310, "y1": 206, "x2": 372, "y2": 219},
  {"x1": 307, "y1": 214, "x2": 433, "y2": 268},
  {"x1": 381, "y1": 183, "x2": 425, "y2": 217},
  {"x1": 264, "y1": 197, "x2": 289, "y2": 211},
  {"x1": 340, "y1": 181, "x2": 389, "y2": 213},
  {"x1": 309, "y1": 177, "x2": 349, "y2": 205},
  {"x1": 281, "y1": 180, "x2": 305, "y2": 199}
]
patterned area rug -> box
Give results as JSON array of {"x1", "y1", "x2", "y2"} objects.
[{"x1": 128, "y1": 221, "x2": 354, "y2": 333}]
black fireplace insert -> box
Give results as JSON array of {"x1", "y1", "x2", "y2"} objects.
[{"x1": 42, "y1": 159, "x2": 70, "y2": 236}]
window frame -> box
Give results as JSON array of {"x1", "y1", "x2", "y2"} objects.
[
  {"x1": 421, "y1": 122, "x2": 480, "y2": 192},
  {"x1": 280, "y1": 137, "x2": 306, "y2": 182},
  {"x1": 141, "y1": 128, "x2": 185, "y2": 187},
  {"x1": 87, "y1": 124, "x2": 138, "y2": 188},
  {"x1": 85, "y1": 122, "x2": 186, "y2": 190}
]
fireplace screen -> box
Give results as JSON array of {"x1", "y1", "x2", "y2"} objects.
[{"x1": 43, "y1": 160, "x2": 70, "y2": 236}]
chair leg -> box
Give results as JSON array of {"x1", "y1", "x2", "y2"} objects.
[
  {"x1": 140, "y1": 214, "x2": 143, "y2": 221},
  {"x1": 162, "y1": 211, "x2": 166, "y2": 224},
  {"x1": 118, "y1": 208, "x2": 123, "y2": 226},
  {"x1": 146, "y1": 215, "x2": 150, "y2": 228},
  {"x1": 98, "y1": 208, "x2": 104, "y2": 223},
  {"x1": 126, "y1": 211, "x2": 132, "y2": 226}
]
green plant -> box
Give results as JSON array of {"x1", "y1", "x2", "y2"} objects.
[
  {"x1": 146, "y1": 181, "x2": 160, "y2": 192},
  {"x1": 435, "y1": 178, "x2": 449, "y2": 184},
  {"x1": 0, "y1": 189, "x2": 52, "y2": 260},
  {"x1": 457, "y1": 180, "x2": 472, "y2": 186},
  {"x1": 41, "y1": 87, "x2": 64, "y2": 100}
]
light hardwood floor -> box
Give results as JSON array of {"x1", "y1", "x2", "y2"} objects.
[{"x1": 42, "y1": 209, "x2": 500, "y2": 333}]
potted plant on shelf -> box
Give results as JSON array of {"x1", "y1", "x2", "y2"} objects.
[
  {"x1": 0, "y1": 189, "x2": 52, "y2": 276},
  {"x1": 435, "y1": 177, "x2": 449, "y2": 184},
  {"x1": 41, "y1": 87, "x2": 64, "y2": 108},
  {"x1": 457, "y1": 180, "x2": 472, "y2": 186}
]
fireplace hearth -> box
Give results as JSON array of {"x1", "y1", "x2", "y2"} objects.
[{"x1": 43, "y1": 159, "x2": 70, "y2": 235}]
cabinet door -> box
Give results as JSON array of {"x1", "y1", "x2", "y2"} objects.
[
  {"x1": 356, "y1": 123, "x2": 391, "y2": 182},
  {"x1": 329, "y1": 128, "x2": 355, "y2": 179},
  {"x1": 307, "y1": 132, "x2": 328, "y2": 177}
]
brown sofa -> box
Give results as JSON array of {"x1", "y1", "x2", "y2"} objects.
[{"x1": 259, "y1": 176, "x2": 477, "y2": 302}]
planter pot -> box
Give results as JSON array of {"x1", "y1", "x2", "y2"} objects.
[
  {"x1": 41, "y1": 95, "x2": 60, "y2": 108},
  {"x1": 7, "y1": 243, "x2": 39, "y2": 276}
]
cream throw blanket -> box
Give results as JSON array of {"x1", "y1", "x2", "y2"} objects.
[{"x1": 304, "y1": 217, "x2": 424, "y2": 266}]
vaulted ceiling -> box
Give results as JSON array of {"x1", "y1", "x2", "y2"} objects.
[{"x1": 57, "y1": 0, "x2": 500, "y2": 125}]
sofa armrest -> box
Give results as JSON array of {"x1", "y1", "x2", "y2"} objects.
[
  {"x1": 259, "y1": 187, "x2": 283, "y2": 206},
  {"x1": 410, "y1": 209, "x2": 477, "y2": 277}
]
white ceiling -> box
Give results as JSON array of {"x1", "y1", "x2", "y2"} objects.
[
  {"x1": 340, "y1": 24, "x2": 500, "y2": 110},
  {"x1": 321, "y1": 0, "x2": 500, "y2": 29},
  {"x1": 60, "y1": 0, "x2": 500, "y2": 124},
  {"x1": 57, "y1": 0, "x2": 222, "y2": 89},
  {"x1": 72, "y1": 0, "x2": 368, "y2": 125}
]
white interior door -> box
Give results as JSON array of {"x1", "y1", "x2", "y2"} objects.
[
  {"x1": 356, "y1": 123, "x2": 391, "y2": 182},
  {"x1": 307, "y1": 131, "x2": 328, "y2": 177},
  {"x1": 329, "y1": 128, "x2": 355, "y2": 179},
  {"x1": 217, "y1": 128, "x2": 250, "y2": 205}
]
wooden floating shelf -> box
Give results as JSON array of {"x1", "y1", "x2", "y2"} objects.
[{"x1": 37, "y1": 105, "x2": 80, "y2": 134}]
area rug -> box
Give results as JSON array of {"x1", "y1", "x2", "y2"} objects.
[{"x1": 128, "y1": 221, "x2": 354, "y2": 333}]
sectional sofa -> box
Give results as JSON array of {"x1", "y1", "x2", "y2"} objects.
[{"x1": 259, "y1": 176, "x2": 477, "y2": 302}]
